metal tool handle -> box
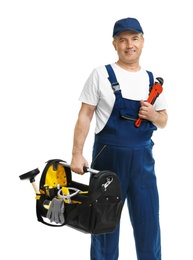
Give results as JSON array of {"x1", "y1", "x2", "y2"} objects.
[{"x1": 57, "y1": 187, "x2": 81, "y2": 199}]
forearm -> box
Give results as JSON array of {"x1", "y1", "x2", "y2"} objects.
[
  {"x1": 151, "y1": 109, "x2": 168, "y2": 128},
  {"x1": 72, "y1": 116, "x2": 90, "y2": 157},
  {"x1": 70, "y1": 103, "x2": 95, "y2": 174},
  {"x1": 70, "y1": 116, "x2": 90, "y2": 174},
  {"x1": 138, "y1": 101, "x2": 168, "y2": 129}
]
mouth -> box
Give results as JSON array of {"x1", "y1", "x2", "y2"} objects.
[{"x1": 125, "y1": 48, "x2": 135, "y2": 54}]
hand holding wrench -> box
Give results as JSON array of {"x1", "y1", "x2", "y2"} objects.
[{"x1": 135, "y1": 77, "x2": 164, "y2": 127}]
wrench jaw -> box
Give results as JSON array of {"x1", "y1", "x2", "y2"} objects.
[{"x1": 156, "y1": 77, "x2": 164, "y2": 86}]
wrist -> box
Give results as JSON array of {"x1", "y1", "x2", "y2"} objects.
[{"x1": 151, "y1": 111, "x2": 158, "y2": 124}]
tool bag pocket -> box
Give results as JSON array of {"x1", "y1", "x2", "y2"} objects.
[
  {"x1": 89, "y1": 195, "x2": 122, "y2": 234},
  {"x1": 65, "y1": 188, "x2": 123, "y2": 234},
  {"x1": 65, "y1": 203, "x2": 91, "y2": 233},
  {"x1": 89, "y1": 170, "x2": 123, "y2": 234}
]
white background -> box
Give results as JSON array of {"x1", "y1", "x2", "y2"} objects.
[{"x1": 1, "y1": 0, "x2": 192, "y2": 259}]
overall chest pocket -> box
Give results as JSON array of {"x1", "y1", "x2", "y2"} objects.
[{"x1": 119, "y1": 108, "x2": 138, "y2": 121}]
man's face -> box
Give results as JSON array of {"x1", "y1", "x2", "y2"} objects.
[{"x1": 113, "y1": 30, "x2": 144, "y2": 65}]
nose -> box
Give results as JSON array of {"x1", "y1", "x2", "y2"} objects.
[{"x1": 126, "y1": 40, "x2": 133, "y2": 49}]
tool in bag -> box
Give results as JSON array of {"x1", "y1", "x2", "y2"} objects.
[
  {"x1": 19, "y1": 159, "x2": 123, "y2": 235},
  {"x1": 135, "y1": 77, "x2": 164, "y2": 127}
]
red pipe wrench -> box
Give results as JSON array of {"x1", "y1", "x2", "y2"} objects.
[{"x1": 135, "y1": 77, "x2": 164, "y2": 127}]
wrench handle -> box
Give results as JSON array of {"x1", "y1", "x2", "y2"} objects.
[{"x1": 135, "y1": 117, "x2": 142, "y2": 128}]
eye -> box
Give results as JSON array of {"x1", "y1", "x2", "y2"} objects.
[
  {"x1": 119, "y1": 38, "x2": 125, "y2": 42},
  {"x1": 133, "y1": 37, "x2": 139, "y2": 41}
]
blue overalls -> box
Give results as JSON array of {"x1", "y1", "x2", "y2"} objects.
[{"x1": 90, "y1": 65, "x2": 161, "y2": 260}]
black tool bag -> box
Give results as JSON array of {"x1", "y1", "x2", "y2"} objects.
[{"x1": 36, "y1": 159, "x2": 123, "y2": 235}]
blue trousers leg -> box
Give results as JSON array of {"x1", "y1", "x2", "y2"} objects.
[
  {"x1": 91, "y1": 225, "x2": 120, "y2": 260},
  {"x1": 126, "y1": 144, "x2": 161, "y2": 260}
]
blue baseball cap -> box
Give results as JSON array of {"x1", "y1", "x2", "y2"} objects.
[{"x1": 113, "y1": 17, "x2": 144, "y2": 37}]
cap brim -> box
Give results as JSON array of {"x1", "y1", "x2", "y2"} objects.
[{"x1": 113, "y1": 28, "x2": 143, "y2": 37}]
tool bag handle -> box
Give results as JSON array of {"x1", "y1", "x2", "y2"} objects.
[{"x1": 60, "y1": 162, "x2": 99, "y2": 174}]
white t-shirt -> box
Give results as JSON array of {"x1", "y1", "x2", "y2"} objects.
[{"x1": 79, "y1": 63, "x2": 167, "y2": 134}]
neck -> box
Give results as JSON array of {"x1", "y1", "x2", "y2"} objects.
[{"x1": 116, "y1": 60, "x2": 141, "y2": 72}]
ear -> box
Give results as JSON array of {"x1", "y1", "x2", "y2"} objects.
[
  {"x1": 141, "y1": 36, "x2": 145, "y2": 48},
  {"x1": 112, "y1": 40, "x2": 116, "y2": 50}
]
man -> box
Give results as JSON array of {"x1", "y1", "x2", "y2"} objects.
[{"x1": 70, "y1": 17, "x2": 168, "y2": 260}]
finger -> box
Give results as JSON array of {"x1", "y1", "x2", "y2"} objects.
[{"x1": 140, "y1": 100, "x2": 145, "y2": 106}]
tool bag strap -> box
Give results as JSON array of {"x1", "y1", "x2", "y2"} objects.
[{"x1": 105, "y1": 64, "x2": 154, "y2": 93}]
